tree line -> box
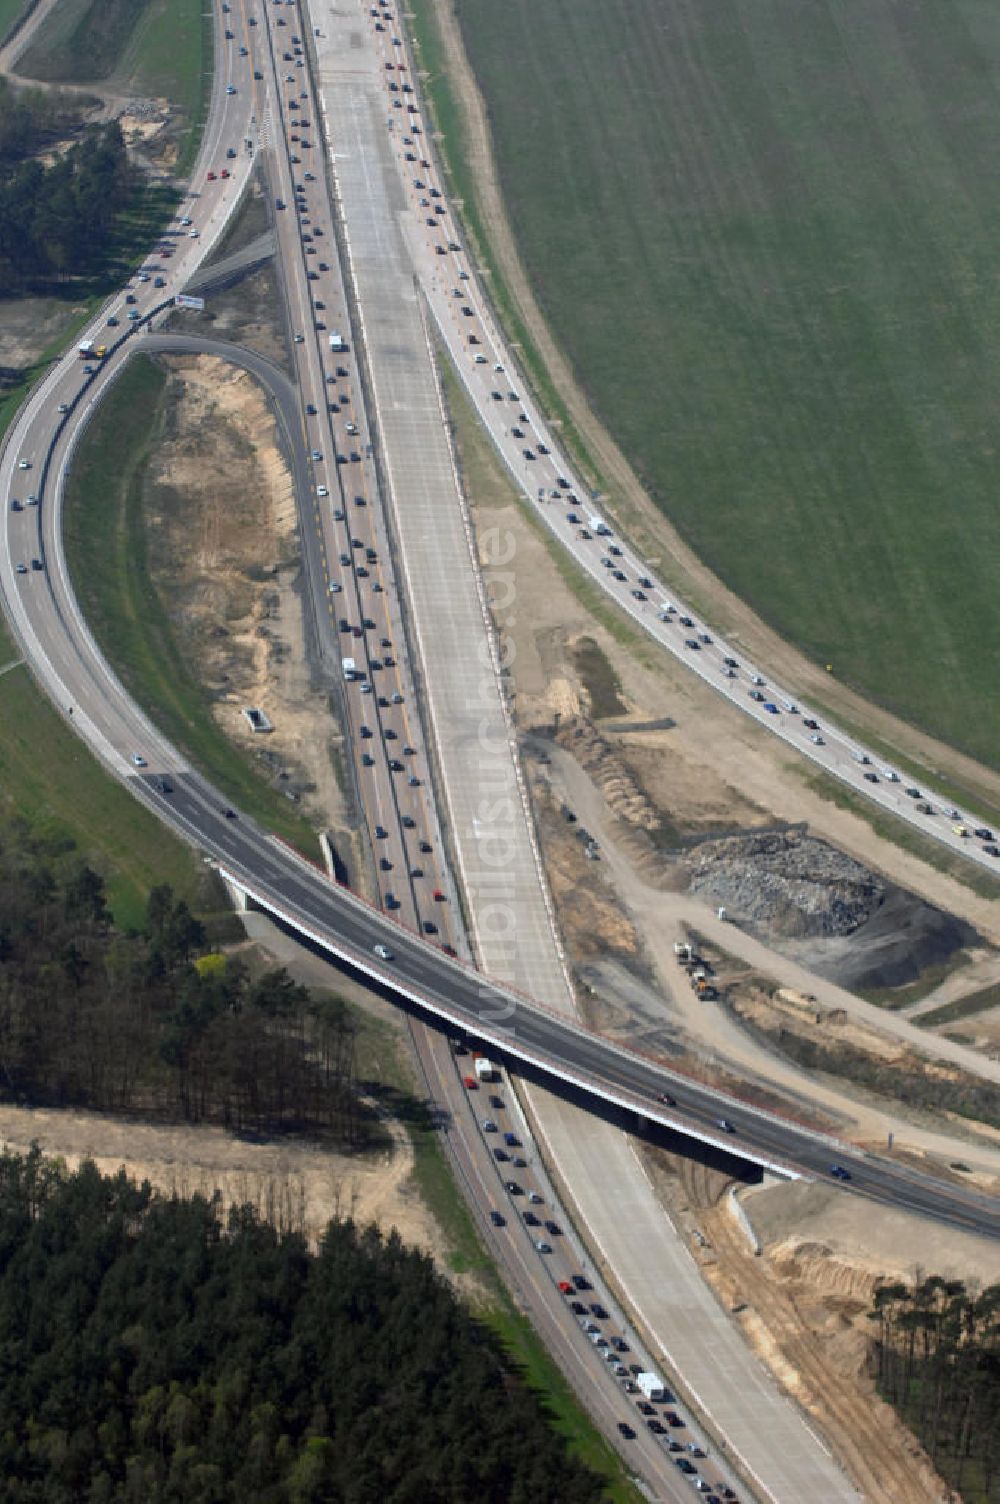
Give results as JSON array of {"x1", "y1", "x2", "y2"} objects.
[
  {"x1": 0, "y1": 822, "x2": 369, "y2": 1143},
  {"x1": 0, "y1": 119, "x2": 134, "y2": 294},
  {"x1": 0, "y1": 78, "x2": 85, "y2": 169},
  {"x1": 0, "y1": 1149, "x2": 607, "y2": 1502},
  {"x1": 868, "y1": 1274, "x2": 1000, "y2": 1502}
]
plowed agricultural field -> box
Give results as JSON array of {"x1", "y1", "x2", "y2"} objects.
[{"x1": 451, "y1": 0, "x2": 1000, "y2": 769}]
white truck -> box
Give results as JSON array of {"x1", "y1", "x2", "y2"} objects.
[
  {"x1": 636, "y1": 1370, "x2": 667, "y2": 1402},
  {"x1": 342, "y1": 656, "x2": 358, "y2": 681},
  {"x1": 328, "y1": 332, "x2": 347, "y2": 351},
  {"x1": 474, "y1": 1056, "x2": 498, "y2": 1082},
  {"x1": 588, "y1": 514, "x2": 612, "y2": 536}
]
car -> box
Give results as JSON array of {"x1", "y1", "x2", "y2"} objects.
[
  {"x1": 373, "y1": 943, "x2": 393, "y2": 961},
  {"x1": 489, "y1": 1209, "x2": 505, "y2": 1227},
  {"x1": 57, "y1": 402, "x2": 69, "y2": 414},
  {"x1": 523, "y1": 1210, "x2": 540, "y2": 1227},
  {"x1": 863, "y1": 770, "x2": 879, "y2": 783},
  {"x1": 317, "y1": 485, "x2": 328, "y2": 497},
  {"x1": 419, "y1": 839, "x2": 432, "y2": 853},
  {"x1": 489, "y1": 1094, "x2": 503, "y2": 1109},
  {"x1": 30, "y1": 557, "x2": 42, "y2": 572},
  {"x1": 905, "y1": 786, "x2": 922, "y2": 798},
  {"x1": 590, "y1": 1303, "x2": 608, "y2": 1319},
  {"x1": 974, "y1": 827, "x2": 995, "y2": 842},
  {"x1": 527, "y1": 1190, "x2": 543, "y2": 1204},
  {"x1": 463, "y1": 1075, "x2": 477, "y2": 1089},
  {"x1": 544, "y1": 1220, "x2": 561, "y2": 1236},
  {"x1": 558, "y1": 1280, "x2": 574, "y2": 1294},
  {"x1": 617, "y1": 1422, "x2": 636, "y2": 1440},
  {"x1": 17, "y1": 459, "x2": 30, "y2": 471},
  {"x1": 571, "y1": 1274, "x2": 590, "y2": 1291},
  {"x1": 502, "y1": 1131, "x2": 518, "y2": 1147},
  {"x1": 534, "y1": 1239, "x2": 552, "y2": 1254},
  {"x1": 378, "y1": 854, "x2": 391, "y2": 869},
  {"x1": 648, "y1": 1419, "x2": 666, "y2": 1435},
  {"x1": 504, "y1": 1180, "x2": 521, "y2": 1195},
  {"x1": 481, "y1": 1118, "x2": 497, "y2": 1133},
  {"x1": 810, "y1": 732, "x2": 825, "y2": 745},
  {"x1": 14, "y1": 563, "x2": 27, "y2": 575},
  {"x1": 656, "y1": 1091, "x2": 676, "y2": 1106},
  {"x1": 131, "y1": 753, "x2": 147, "y2": 768},
  {"x1": 829, "y1": 1164, "x2": 851, "y2": 1181},
  {"x1": 612, "y1": 1336, "x2": 629, "y2": 1352},
  {"x1": 226, "y1": 84, "x2": 237, "y2": 95},
  {"x1": 687, "y1": 1444, "x2": 707, "y2": 1457}
]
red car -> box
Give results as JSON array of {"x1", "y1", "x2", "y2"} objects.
[
  {"x1": 207, "y1": 171, "x2": 217, "y2": 181},
  {"x1": 462, "y1": 1076, "x2": 477, "y2": 1090},
  {"x1": 433, "y1": 888, "x2": 446, "y2": 901},
  {"x1": 220, "y1": 169, "x2": 230, "y2": 179},
  {"x1": 558, "y1": 1281, "x2": 574, "y2": 1295}
]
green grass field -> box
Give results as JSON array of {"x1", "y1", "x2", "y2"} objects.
[
  {"x1": 0, "y1": 613, "x2": 220, "y2": 930},
  {"x1": 63, "y1": 355, "x2": 320, "y2": 857},
  {"x1": 0, "y1": 0, "x2": 34, "y2": 47},
  {"x1": 442, "y1": 0, "x2": 1000, "y2": 772},
  {"x1": 19, "y1": 0, "x2": 209, "y2": 172}
]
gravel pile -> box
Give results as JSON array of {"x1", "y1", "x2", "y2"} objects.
[{"x1": 683, "y1": 829, "x2": 884, "y2": 938}]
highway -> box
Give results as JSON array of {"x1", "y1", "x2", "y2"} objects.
[
  {"x1": 0, "y1": 10, "x2": 754, "y2": 1500},
  {"x1": 0, "y1": 0, "x2": 993, "y2": 1240},
  {"x1": 358, "y1": 16, "x2": 1000, "y2": 879},
  {"x1": 0, "y1": 2, "x2": 996, "y2": 1497}
]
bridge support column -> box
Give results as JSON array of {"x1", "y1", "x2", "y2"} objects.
[{"x1": 219, "y1": 874, "x2": 251, "y2": 913}]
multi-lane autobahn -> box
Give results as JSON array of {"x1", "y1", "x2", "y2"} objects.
[
  {"x1": 0, "y1": 0, "x2": 996, "y2": 1238},
  {"x1": 1, "y1": 1, "x2": 997, "y2": 1497},
  {"x1": 358, "y1": 14, "x2": 1000, "y2": 880}
]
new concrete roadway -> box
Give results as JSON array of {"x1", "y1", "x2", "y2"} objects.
[{"x1": 0, "y1": 3, "x2": 995, "y2": 1500}]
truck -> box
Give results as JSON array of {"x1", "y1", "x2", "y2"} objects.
[
  {"x1": 77, "y1": 340, "x2": 95, "y2": 358},
  {"x1": 342, "y1": 656, "x2": 359, "y2": 681},
  {"x1": 474, "y1": 1056, "x2": 498, "y2": 1083},
  {"x1": 328, "y1": 332, "x2": 347, "y2": 352},
  {"x1": 636, "y1": 1371, "x2": 667, "y2": 1402},
  {"x1": 588, "y1": 515, "x2": 612, "y2": 536}
]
